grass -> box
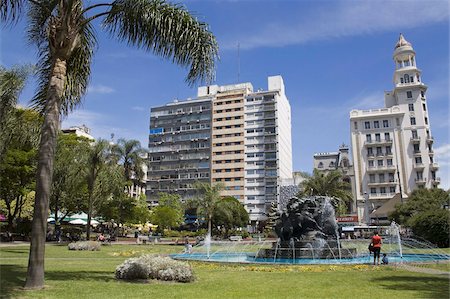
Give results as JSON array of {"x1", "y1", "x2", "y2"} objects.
[{"x1": 1, "y1": 243, "x2": 449, "y2": 299}]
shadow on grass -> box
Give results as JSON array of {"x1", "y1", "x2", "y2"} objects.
[
  {"x1": 0, "y1": 264, "x2": 26, "y2": 299},
  {"x1": 0, "y1": 248, "x2": 29, "y2": 255},
  {"x1": 373, "y1": 275, "x2": 449, "y2": 299},
  {"x1": 0, "y1": 264, "x2": 115, "y2": 298}
]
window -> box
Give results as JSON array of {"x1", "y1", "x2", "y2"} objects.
[
  {"x1": 412, "y1": 130, "x2": 418, "y2": 139},
  {"x1": 415, "y1": 157, "x2": 422, "y2": 164},
  {"x1": 380, "y1": 187, "x2": 386, "y2": 194},
  {"x1": 374, "y1": 121, "x2": 380, "y2": 128},
  {"x1": 416, "y1": 171, "x2": 423, "y2": 180},
  {"x1": 424, "y1": 117, "x2": 428, "y2": 125},
  {"x1": 396, "y1": 118, "x2": 400, "y2": 126},
  {"x1": 408, "y1": 104, "x2": 414, "y2": 111},
  {"x1": 376, "y1": 147, "x2": 382, "y2": 155},
  {"x1": 368, "y1": 160, "x2": 374, "y2": 167},
  {"x1": 370, "y1": 188, "x2": 377, "y2": 194},
  {"x1": 318, "y1": 162, "x2": 323, "y2": 168},
  {"x1": 354, "y1": 122, "x2": 358, "y2": 130},
  {"x1": 405, "y1": 75, "x2": 411, "y2": 84},
  {"x1": 413, "y1": 144, "x2": 420, "y2": 153},
  {"x1": 389, "y1": 173, "x2": 395, "y2": 182},
  {"x1": 383, "y1": 120, "x2": 389, "y2": 128},
  {"x1": 367, "y1": 148, "x2": 373, "y2": 156},
  {"x1": 365, "y1": 121, "x2": 370, "y2": 129},
  {"x1": 420, "y1": 90, "x2": 425, "y2": 98},
  {"x1": 387, "y1": 159, "x2": 393, "y2": 166},
  {"x1": 369, "y1": 174, "x2": 375, "y2": 183},
  {"x1": 385, "y1": 146, "x2": 392, "y2": 155},
  {"x1": 377, "y1": 160, "x2": 383, "y2": 166},
  {"x1": 379, "y1": 174, "x2": 385, "y2": 183},
  {"x1": 366, "y1": 134, "x2": 372, "y2": 142},
  {"x1": 390, "y1": 186, "x2": 396, "y2": 193},
  {"x1": 406, "y1": 91, "x2": 412, "y2": 98},
  {"x1": 375, "y1": 134, "x2": 381, "y2": 142},
  {"x1": 384, "y1": 133, "x2": 390, "y2": 141},
  {"x1": 410, "y1": 117, "x2": 416, "y2": 125},
  {"x1": 422, "y1": 103, "x2": 426, "y2": 111}
]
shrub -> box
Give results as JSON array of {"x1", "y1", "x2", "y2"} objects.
[
  {"x1": 115, "y1": 255, "x2": 194, "y2": 282},
  {"x1": 68, "y1": 241, "x2": 101, "y2": 251}
]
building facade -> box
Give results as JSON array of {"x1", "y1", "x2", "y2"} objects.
[
  {"x1": 147, "y1": 76, "x2": 293, "y2": 225},
  {"x1": 350, "y1": 34, "x2": 439, "y2": 224},
  {"x1": 147, "y1": 99, "x2": 212, "y2": 205}
]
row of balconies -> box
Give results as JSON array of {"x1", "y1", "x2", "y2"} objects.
[
  {"x1": 367, "y1": 152, "x2": 393, "y2": 157},
  {"x1": 366, "y1": 165, "x2": 396, "y2": 172},
  {"x1": 364, "y1": 139, "x2": 393, "y2": 146},
  {"x1": 367, "y1": 179, "x2": 397, "y2": 186},
  {"x1": 410, "y1": 136, "x2": 434, "y2": 144}
]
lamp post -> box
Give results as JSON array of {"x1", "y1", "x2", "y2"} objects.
[{"x1": 364, "y1": 192, "x2": 370, "y2": 225}]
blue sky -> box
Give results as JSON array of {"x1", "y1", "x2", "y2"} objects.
[{"x1": 1, "y1": 0, "x2": 449, "y2": 189}]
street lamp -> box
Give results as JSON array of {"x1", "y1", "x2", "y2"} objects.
[{"x1": 364, "y1": 192, "x2": 370, "y2": 225}]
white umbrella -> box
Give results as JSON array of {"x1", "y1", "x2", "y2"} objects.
[
  {"x1": 47, "y1": 217, "x2": 55, "y2": 223},
  {"x1": 90, "y1": 219, "x2": 99, "y2": 227},
  {"x1": 69, "y1": 219, "x2": 87, "y2": 225}
]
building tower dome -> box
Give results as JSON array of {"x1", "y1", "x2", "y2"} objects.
[{"x1": 392, "y1": 34, "x2": 421, "y2": 86}]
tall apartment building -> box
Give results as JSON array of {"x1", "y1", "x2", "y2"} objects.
[
  {"x1": 350, "y1": 34, "x2": 439, "y2": 224},
  {"x1": 147, "y1": 99, "x2": 212, "y2": 205},
  {"x1": 147, "y1": 76, "x2": 293, "y2": 226}
]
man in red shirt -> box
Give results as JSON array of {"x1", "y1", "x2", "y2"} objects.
[{"x1": 371, "y1": 231, "x2": 382, "y2": 265}]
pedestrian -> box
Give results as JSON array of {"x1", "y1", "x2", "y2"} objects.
[
  {"x1": 382, "y1": 253, "x2": 389, "y2": 265},
  {"x1": 370, "y1": 231, "x2": 382, "y2": 265}
]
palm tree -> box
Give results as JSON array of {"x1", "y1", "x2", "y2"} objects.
[
  {"x1": 0, "y1": 65, "x2": 35, "y2": 156},
  {"x1": 111, "y1": 138, "x2": 147, "y2": 195},
  {"x1": 192, "y1": 182, "x2": 224, "y2": 236},
  {"x1": 1, "y1": 0, "x2": 218, "y2": 289},
  {"x1": 300, "y1": 169, "x2": 353, "y2": 214}
]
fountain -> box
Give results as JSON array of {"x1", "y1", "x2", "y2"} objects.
[
  {"x1": 172, "y1": 196, "x2": 450, "y2": 265},
  {"x1": 256, "y1": 196, "x2": 356, "y2": 259}
]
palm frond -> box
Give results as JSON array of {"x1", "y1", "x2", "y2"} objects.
[
  {"x1": 103, "y1": 0, "x2": 218, "y2": 85},
  {"x1": 29, "y1": 1, "x2": 96, "y2": 115},
  {"x1": 0, "y1": 0, "x2": 27, "y2": 24}
]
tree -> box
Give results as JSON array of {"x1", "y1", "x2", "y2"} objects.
[
  {"x1": 50, "y1": 133, "x2": 91, "y2": 228},
  {"x1": 150, "y1": 193, "x2": 183, "y2": 232},
  {"x1": 212, "y1": 197, "x2": 248, "y2": 237},
  {"x1": 1, "y1": 0, "x2": 218, "y2": 288},
  {"x1": 299, "y1": 169, "x2": 353, "y2": 215},
  {"x1": 111, "y1": 138, "x2": 147, "y2": 195},
  {"x1": 0, "y1": 108, "x2": 41, "y2": 232},
  {"x1": 192, "y1": 182, "x2": 224, "y2": 236},
  {"x1": 391, "y1": 188, "x2": 450, "y2": 247}
]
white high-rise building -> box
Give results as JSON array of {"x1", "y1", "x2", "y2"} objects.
[
  {"x1": 350, "y1": 34, "x2": 439, "y2": 224},
  {"x1": 244, "y1": 76, "x2": 293, "y2": 225}
]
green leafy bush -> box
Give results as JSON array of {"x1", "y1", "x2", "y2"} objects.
[{"x1": 115, "y1": 255, "x2": 194, "y2": 282}]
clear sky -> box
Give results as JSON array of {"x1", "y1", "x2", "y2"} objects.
[{"x1": 1, "y1": 0, "x2": 449, "y2": 189}]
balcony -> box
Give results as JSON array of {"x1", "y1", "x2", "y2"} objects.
[
  {"x1": 410, "y1": 137, "x2": 420, "y2": 144},
  {"x1": 367, "y1": 180, "x2": 397, "y2": 186},
  {"x1": 432, "y1": 177, "x2": 441, "y2": 184},
  {"x1": 413, "y1": 163, "x2": 425, "y2": 170},
  {"x1": 369, "y1": 193, "x2": 395, "y2": 199},
  {"x1": 413, "y1": 150, "x2": 422, "y2": 157},
  {"x1": 430, "y1": 163, "x2": 439, "y2": 170},
  {"x1": 428, "y1": 149, "x2": 434, "y2": 156},
  {"x1": 364, "y1": 139, "x2": 393, "y2": 146},
  {"x1": 426, "y1": 136, "x2": 434, "y2": 144},
  {"x1": 367, "y1": 165, "x2": 396, "y2": 172},
  {"x1": 414, "y1": 177, "x2": 426, "y2": 185}
]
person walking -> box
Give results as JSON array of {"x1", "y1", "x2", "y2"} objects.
[{"x1": 371, "y1": 231, "x2": 382, "y2": 265}]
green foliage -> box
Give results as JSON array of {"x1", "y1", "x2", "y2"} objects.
[
  {"x1": 299, "y1": 169, "x2": 353, "y2": 215},
  {"x1": 391, "y1": 188, "x2": 450, "y2": 247},
  {"x1": 212, "y1": 197, "x2": 249, "y2": 237},
  {"x1": 191, "y1": 182, "x2": 224, "y2": 234},
  {"x1": 151, "y1": 206, "x2": 183, "y2": 232},
  {"x1": 51, "y1": 133, "x2": 91, "y2": 224}
]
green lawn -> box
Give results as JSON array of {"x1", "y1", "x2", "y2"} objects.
[{"x1": 1, "y1": 243, "x2": 449, "y2": 299}]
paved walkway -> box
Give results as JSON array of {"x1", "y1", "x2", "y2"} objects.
[{"x1": 395, "y1": 263, "x2": 450, "y2": 275}]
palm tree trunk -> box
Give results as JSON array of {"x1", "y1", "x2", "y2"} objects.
[{"x1": 25, "y1": 58, "x2": 65, "y2": 289}]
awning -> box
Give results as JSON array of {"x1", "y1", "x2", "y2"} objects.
[{"x1": 370, "y1": 193, "x2": 402, "y2": 218}]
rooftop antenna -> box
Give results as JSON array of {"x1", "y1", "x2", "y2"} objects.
[{"x1": 237, "y1": 42, "x2": 240, "y2": 83}]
